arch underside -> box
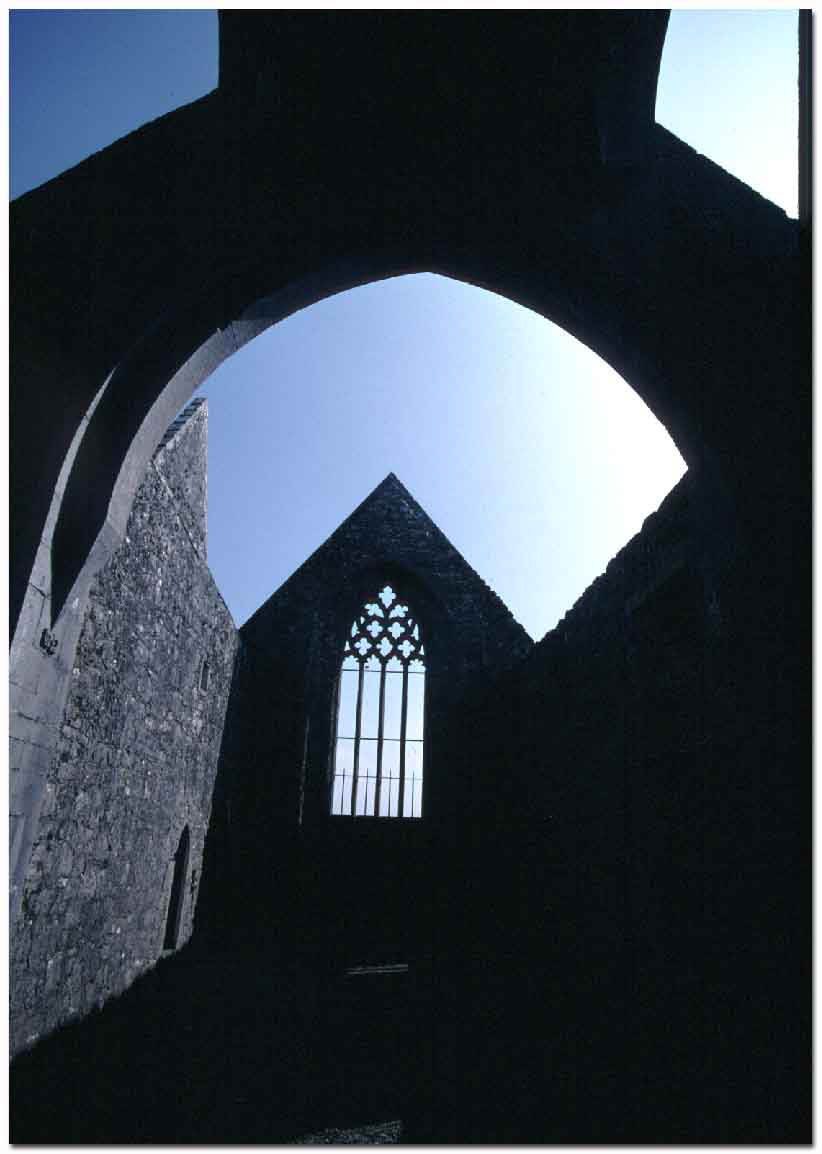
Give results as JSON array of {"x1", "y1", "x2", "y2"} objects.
[
  {"x1": 11, "y1": 9, "x2": 801, "y2": 635},
  {"x1": 8, "y1": 13, "x2": 810, "y2": 1142},
  {"x1": 45, "y1": 163, "x2": 798, "y2": 630}
]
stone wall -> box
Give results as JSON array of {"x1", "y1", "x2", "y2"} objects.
[
  {"x1": 235, "y1": 472, "x2": 532, "y2": 828},
  {"x1": 411, "y1": 462, "x2": 808, "y2": 1142},
  {"x1": 10, "y1": 401, "x2": 238, "y2": 1054},
  {"x1": 7, "y1": 9, "x2": 808, "y2": 1140},
  {"x1": 201, "y1": 473, "x2": 533, "y2": 961},
  {"x1": 241, "y1": 471, "x2": 532, "y2": 679}
]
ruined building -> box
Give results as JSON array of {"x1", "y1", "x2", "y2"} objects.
[
  {"x1": 11, "y1": 401, "x2": 237, "y2": 1048},
  {"x1": 10, "y1": 11, "x2": 810, "y2": 1143}
]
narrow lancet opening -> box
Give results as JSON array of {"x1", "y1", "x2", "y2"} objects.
[{"x1": 163, "y1": 824, "x2": 190, "y2": 950}]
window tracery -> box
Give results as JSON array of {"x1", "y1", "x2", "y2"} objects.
[{"x1": 331, "y1": 584, "x2": 425, "y2": 818}]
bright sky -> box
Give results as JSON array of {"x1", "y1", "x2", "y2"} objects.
[
  {"x1": 656, "y1": 9, "x2": 798, "y2": 217},
  {"x1": 9, "y1": 11, "x2": 798, "y2": 639}
]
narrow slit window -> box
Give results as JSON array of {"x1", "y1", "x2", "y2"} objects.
[
  {"x1": 200, "y1": 658, "x2": 210, "y2": 692},
  {"x1": 163, "y1": 824, "x2": 190, "y2": 950},
  {"x1": 331, "y1": 584, "x2": 425, "y2": 819}
]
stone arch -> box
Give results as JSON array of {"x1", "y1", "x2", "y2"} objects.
[
  {"x1": 11, "y1": 11, "x2": 803, "y2": 646},
  {"x1": 333, "y1": 561, "x2": 451, "y2": 674},
  {"x1": 10, "y1": 9, "x2": 805, "y2": 928},
  {"x1": 46, "y1": 256, "x2": 695, "y2": 633},
  {"x1": 8, "y1": 16, "x2": 810, "y2": 1132}
]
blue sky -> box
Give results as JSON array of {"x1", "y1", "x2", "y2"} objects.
[
  {"x1": 10, "y1": 11, "x2": 799, "y2": 639},
  {"x1": 10, "y1": 11, "x2": 219, "y2": 200},
  {"x1": 657, "y1": 9, "x2": 798, "y2": 216}
]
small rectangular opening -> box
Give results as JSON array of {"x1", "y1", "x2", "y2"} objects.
[{"x1": 345, "y1": 963, "x2": 409, "y2": 977}]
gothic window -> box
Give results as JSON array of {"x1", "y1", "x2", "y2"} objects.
[{"x1": 331, "y1": 584, "x2": 426, "y2": 818}]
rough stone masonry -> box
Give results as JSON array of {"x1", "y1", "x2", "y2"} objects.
[{"x1": 10, "y1": 401, "x2": 238, "y2": 1052}]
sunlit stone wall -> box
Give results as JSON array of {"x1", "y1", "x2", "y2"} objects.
[{"x1": 10, "y1": 402, "x2": 238, "y2": 1054}]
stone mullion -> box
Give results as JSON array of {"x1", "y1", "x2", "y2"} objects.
[
  {"x1": 374, "y1": 659, "x2": 387, "y2": 817},
  {"x1": 330, "y1": 668, "x2": 342, "y2": 812},
  {"x1": 398, "y1": 662, "x2": 409, "y2": 818},
  {"x1": 339, "y1": 593, "x2": 424, "y2": 820},
  {"x1": 350, "y1": 660, "x2": 365, "y2": 817},
  {"x1": 415, "y1": 669, "x2": 426, "y2": 817}
]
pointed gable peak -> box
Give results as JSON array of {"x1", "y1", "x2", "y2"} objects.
[
  {"x1": 345, "y1": 472, "x2": 426, "y2": 524},
  {"x1": 242, "y1": 469, "x2": 533, "y2": 660},
  {"x1": 367, "y1": 471, "x2": 414, "y2": 501}
]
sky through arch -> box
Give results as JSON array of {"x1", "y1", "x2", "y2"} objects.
[
  {"x1": 9, "y1": 10, "x2": 799, "y2": 638},
  {"x1": 191, "y1": 273, "x2": 686, "y2": 640}
]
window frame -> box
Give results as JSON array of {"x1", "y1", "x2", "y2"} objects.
[{"x1": 330, "y1": 583, "x2": 426, "y2": 819}]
